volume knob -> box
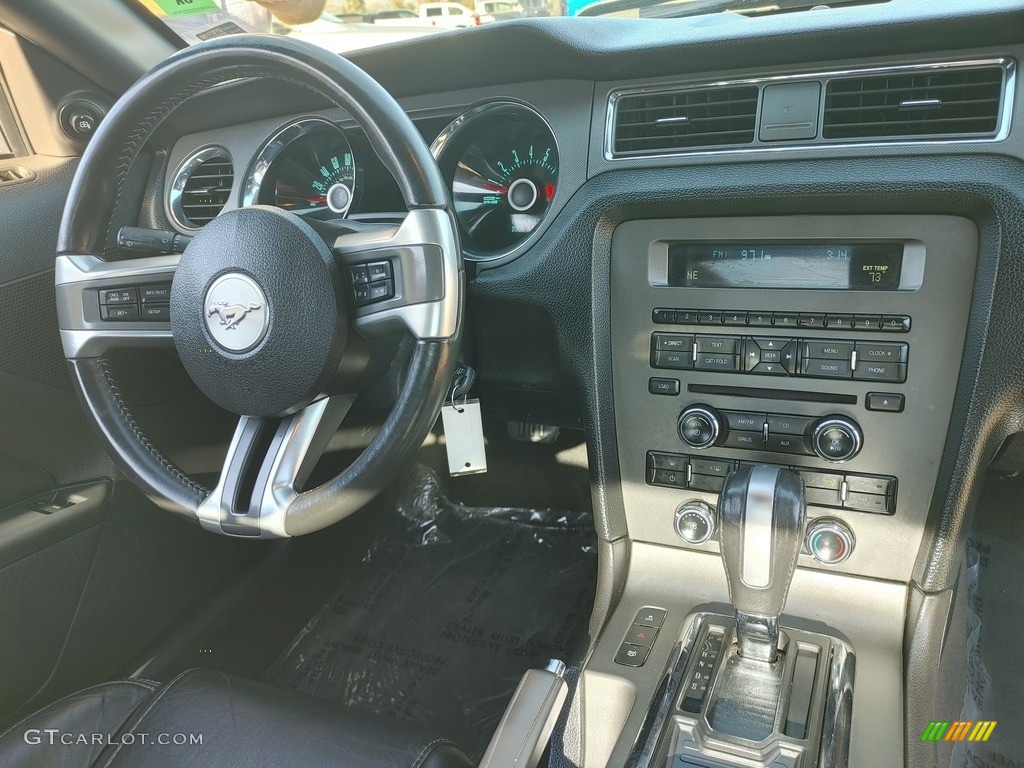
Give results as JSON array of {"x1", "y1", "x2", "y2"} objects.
[
  {"x1": 810, "y1": 416, "x2": 863, "y2": 463},
  {"x1": 677, "y1": 405, "x2": 722, "y2": 450}
]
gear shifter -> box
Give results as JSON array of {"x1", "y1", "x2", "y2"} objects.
[{"x1": 718, "y1": 465, "x2": 806, "y2": 663}]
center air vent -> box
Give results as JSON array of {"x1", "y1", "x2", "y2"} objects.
[
  {"x1": 169, "y1": 147, "x2": 234, "y2": 230},
  {"x1": 612, "y1": 85, "x2": 759, "y2": 157},
  {"x1": 823, "y1": 66, "x2": 1005, "y2": 141}
]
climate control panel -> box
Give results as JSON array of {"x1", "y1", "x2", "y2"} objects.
[{"x1": 676, "y1": 404, "x2": 863, "y2": 463}]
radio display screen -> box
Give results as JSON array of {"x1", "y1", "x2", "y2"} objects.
[{"x1": 666, "y1": 242, "x2": 904, "y2": 291}]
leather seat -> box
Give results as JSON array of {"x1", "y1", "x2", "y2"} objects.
[{"x1": 0, "y1": 669, "x2": 474, "y2": 768}]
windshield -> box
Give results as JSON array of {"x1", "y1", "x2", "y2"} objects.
[{"x1": 135, "y1": 0, "x2": 879, "y2": 53}]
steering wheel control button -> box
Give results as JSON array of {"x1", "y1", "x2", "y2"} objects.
[
  {"x1": 674, "y1": 501, "x2": 717, "y2": 545},
  {"x1": 806, "y1": 519, "x2": 855, "y2": 565},
  {"x1": 649, "y1": 377, "x2": 681, "y2": 396},
  {"x1": 866, "y1": 392, "x2": 905, "y2": 412},
  {"x1": 678, "y1": 406, "x2": 721, "y2": 449},
  {"x1": 810, "y1": 417, "x2": 863, "y2": 462},
  {"x1": 350, "y1": 261, "x2": 395, "y2": 307},
  {"x1": 141, "y1": 305, "x2": 171, "y2": 322},
  {"x1": 203, "y1": 274, "x2": 269, "y2": 354},
  {"x1": 99, "y1": 288, "x2": 137, "y2": 306},
  {"x1": 140, "y1": 285, "x2": 171, "y2": 304},
  {"x1": 100, "y1": 304, "x2": 140, "y2": 321},
  {"x1": 173, "y1": 207, "x2": 348, "y2": 418}
]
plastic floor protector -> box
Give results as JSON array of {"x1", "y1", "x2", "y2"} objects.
[
  {"x1": 952, "y1": 476, "x2": 1024, "y2": 768},
  {"x1": 263, "y1": 466, "x2": 598, "y2": 761}
]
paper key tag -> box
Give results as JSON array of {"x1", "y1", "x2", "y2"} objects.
[
  {"x1": 152, "y1": 0, "x2": 221, "y2": 18},
  {"x1": 440, "y1": 399, "x2": 487, "y2": 477}
]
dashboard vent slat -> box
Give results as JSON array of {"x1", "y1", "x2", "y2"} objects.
[
  {"x1": 171, "y1": 149, "x2": 234, "y2": 230},
  {"x1": 823, "y1": 66, "x2": 1005, "y2": 141},
  {"x1": 612, "y1": 85, "x2": 759, "y2": 156}
]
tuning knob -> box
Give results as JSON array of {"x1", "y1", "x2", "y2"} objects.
[
  {"x1": 806, "y1": 518, "x2": 855, "y2": 565},
  {"x1": 674, "y1": 501, "x2": 717, "y2": 545},
  {"x1": 810, "y1": 416, "x2": 863, "y2": 462},
  {"x1": 677, "y1": 404, "x2": 722, "y2": 449}
]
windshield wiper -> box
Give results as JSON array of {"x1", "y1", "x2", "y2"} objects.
[{"x1": 578, "y1": 0, "x2": 849, "y2": 19}]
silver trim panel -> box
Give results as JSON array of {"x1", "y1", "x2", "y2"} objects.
[
  {"x1": 605, "y1": 58, "x2": 1015, "y2": 162},
  {"x1": 740, "y1": 464, "x2": 779, "y2": 589}
]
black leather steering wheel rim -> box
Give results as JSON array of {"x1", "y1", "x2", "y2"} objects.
[{"x1": 57, "y1": 35, "x2": 463, "y2": 536}]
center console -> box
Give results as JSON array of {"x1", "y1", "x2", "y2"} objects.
[
  {"x1": 610, "y1": 214, "x2": 977, "y2": 583},
  {"x1": 585, "y1": 215, "x2": 978, "y2": 768}
]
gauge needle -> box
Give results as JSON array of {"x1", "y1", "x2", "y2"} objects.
[
  {"x1": 307, "y1": 196, "x2": 327, "y2": 204},
  {"x1": 483, "y1": 181, "x2": 508, "y2": 193}
]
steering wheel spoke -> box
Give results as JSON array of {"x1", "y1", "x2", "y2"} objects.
[
  {"x1": 332, "y1": 208, "x2": 461, "y2": 341},
  {"x1": 55, "y1": 253, "x2": 178, "y2": 358},
  {"x1": 197, "y1": 395, "x2": 354, "y2": 538}
]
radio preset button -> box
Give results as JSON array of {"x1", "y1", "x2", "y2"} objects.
[
  {"x1": 676, "y1": 309, "x2": 701, "y2": 325},
  {"x1": 653, "y1": 308, "x2": 676, "y2": 324},
  {"x1": 747, "y1": 312, "x2": 772, "y2": 327},
  {"x1": 773, "y1": 313, "x2": 799, "y2": 328},
  {"x1": 722, "y1": 311, "x2": 748, "y2": 326},
  {"x1": 825, "y1": 314, "x2": 855, "y2": 329},
  {"x1": 797, "y1": 313, "x2": 826, "y2": 329},
  {"x1": 854, "y1": 314, "x2": 882, "y2": 330},
  {"x1": 880, "y1": 315, "x2": 912, "y2": 332},
  {"x1": 699, "y1": 311, "x2": 723, "y2": 324}
]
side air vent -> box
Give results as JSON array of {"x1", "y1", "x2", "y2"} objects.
[
  {"x1": 823, "y1": 66, "x2": 1005, "y2": 141},
  {"x1": 169, "y1": 147, "x2": 234, "y2": 230},
  {"x1": 612, "y1": 85, "x2": 759, "y2": 156}
]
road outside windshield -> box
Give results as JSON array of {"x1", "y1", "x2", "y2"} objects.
[{"x1": 136, "y1": 0, "x2": 567, "y2": 54}]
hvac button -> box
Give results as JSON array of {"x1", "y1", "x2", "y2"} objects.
[
  {"x1": 647, "y1": 451, "x2": 686, "y2": 471},
  {"x1": 650, "y1": 468, "x2": 688, "y2": 489},
  {"x1": 866, "y1": 392, "x2": 905, "y2": 413}
]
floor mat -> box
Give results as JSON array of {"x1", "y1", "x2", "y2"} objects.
[
  {"x1": 262, "y1": 466, "x2": 598, "y2": 761},
  {"x1": 953, "y1": 474, "x2": 1024, "y2": 768}
]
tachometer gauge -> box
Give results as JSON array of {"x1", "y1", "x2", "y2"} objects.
[
  {"x1": 242, "y1": 118, "x2": 358, "y2": 217},
  {"x1": 432, "y1": 103, "x2": 560, "y2": 260}
]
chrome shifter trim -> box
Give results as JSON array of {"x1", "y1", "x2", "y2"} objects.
[
  {"x1": 734, "y1": 611, "x2": 779, "y2": 663},
  {"x1": 740, "y1": 465, "x2": 780, "y2": 588}
]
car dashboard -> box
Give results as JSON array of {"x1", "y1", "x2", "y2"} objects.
[{"x1": 37, "y1": 0, "x2": 1024, "y2": 765}]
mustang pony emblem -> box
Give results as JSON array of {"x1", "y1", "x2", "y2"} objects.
[{"x1": 207, "y1": 301, "x2": 262, "y2": 331}]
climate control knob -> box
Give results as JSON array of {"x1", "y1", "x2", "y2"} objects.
[
  {"x1": 674, "y1": 501, "x2": 717, "y2": 545},
  {"x1": 677, "y1": 405, "x2": 722, "y2": 449},
  {"x1": 810, "y1": 416, "x2": 863, "y2": 462},
  {"x1": 806, "y1": 518, "x2": 855, "y2": 565}
]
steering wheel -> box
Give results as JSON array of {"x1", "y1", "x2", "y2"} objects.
[{"x1": 54, "y1": 36, "x2": 463, "y2": 538}]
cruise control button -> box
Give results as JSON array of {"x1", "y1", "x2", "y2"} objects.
[
  {"x1": 805, "y1": 486, "x2": 843, "y2": 508},
  {"x1": 350, "y1": 265, "x2": 370, "y2": 285},
  {"x1": 353, "y1": 285, "x2": 371, "y2": 305},
  {"x1": 99, "y1": 288, "x2": 137, "y2": 305},
  {"x1": 100, "y1": 304, "x2": 139, "y2": 321},
  {"x1": 649, "y1": 377, "x2": 681, "y2": 396},
  {"x1": 652, "y1": 350, "x2": 693, "y2": 370},
  {"x1": 694, "y1": 353, "x2": 738, "y2": 372},
  {"x1": 866, "y1": 392, "x2": 905, "y2": 412},
  {"x1": 853, "y1": 361, "x2": 906, "y2": 383},
  {"x1": 844, "y1": 492, "x2": 893, "y2": 514},
  {"x1": 695, "y1": 336, "x2": 738, "y2": 354},
  {"x1": 802, "y1": 358, "x2": 852, "y2": 379},
  {"x1": 722, "y1": 430, "x2": 763, "y2": 450},
  {"x1": 846, "y1": 474, "x2": 894, "y2": 495},
  {"x1": 855, "y1": 342, "x2": 908, "y2": 363},
  {"x1": 369, "y1": 280, "x2": 394, "y2": 301},
  {"x1": 614, "y1": 643, "x2": 649, "y2": 667},
  {"x1": 767, "y1": 415, "x2": 814, "y2": 435},
  {"x1": 802, "y1": 340, "x2": 854, "y2": 360},
  {"x1": 653, "y1": 333, "x2": 693, "y2": 352},
  {"x1": 367, "y1": 261, "x2": 392, "y2": 281},
  {"x1": 690, "y1": 457, "x2": 734, "y2": 477},
  {"x1": 650, "y1": 468, "x2": 688, "y2": 488},
  {"x1": 647, "y1": 452, "x2": 686, "y2": 471},
  {"x1": 765, "y1": 434, "x2": 809, "y2": 455},
  {"x1": 723, "y1": 411, "x2": 764, "y2": 431}
]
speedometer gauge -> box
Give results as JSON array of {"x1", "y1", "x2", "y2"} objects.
[
  {"x1": 432, "y1": 102, "x2": 560, "y2": 261},
  {"x1": 242, "y1": 118, "x2": 358, "y2": 217}
]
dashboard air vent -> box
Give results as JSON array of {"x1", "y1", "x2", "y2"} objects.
[
  {"x1": 823, "y1": 66, "x2": 1005, "y2": 141},
  {"x1": 612, "y1": 85, "x2": 759, "y2": 156},
  {"x1": 171, "y1": 147, "x2": 234, "y2": 230}
]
